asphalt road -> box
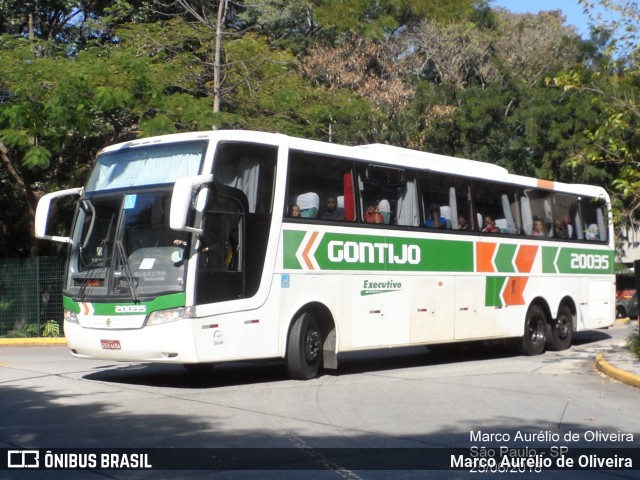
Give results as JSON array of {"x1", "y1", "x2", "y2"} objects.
[{"x1": 1, "y1": 323, "x2": 639, "y2": 480}]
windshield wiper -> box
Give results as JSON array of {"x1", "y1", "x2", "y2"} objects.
[
  {"x1": 115, "y1": 239, "x2": 140, "y2": 304},
  {"x1": 78, "y1": 211, "x2": 114, "y2": 302}
]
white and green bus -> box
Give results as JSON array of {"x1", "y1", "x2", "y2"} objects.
[{"x1": 35, "y1": 130, "x2": 615, "y2": 379}]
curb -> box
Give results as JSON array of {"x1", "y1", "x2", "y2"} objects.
[
  {"x1": 0, "y1": 338, "x2": 67, "y2": 346},
  {"x1": 595, "y1": 351, "x2": 640, "y2": 389}
]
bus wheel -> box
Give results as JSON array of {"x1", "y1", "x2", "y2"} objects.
[
  {"x1": 546, "y1": 305, "x2": 573, "y2": 351},
  {"x1": 286, "y1": 311, "x2": 322, "y2": 380},
  {"x1": 518, "y1": 305, "x2": 547, "y2": 356},
  {"x1": 183, "y1": 363, "x2": 215, "y2": 376}
]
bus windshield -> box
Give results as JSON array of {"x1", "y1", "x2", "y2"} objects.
[
  {"x1": 66, "y1": 188, "x2": 190, "y2": 301},
  {"x1": 85, "y1": 140, "x2": 207, "y2": 192},
  {"x1": 63, "y1": 140, "x2": 208, "y2": 301}
]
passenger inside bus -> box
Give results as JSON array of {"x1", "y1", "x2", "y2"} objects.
[
  {"x1": 457, "y1": 214, "x2": 471, "y2": 231},
  {"x1": 321, "y1": 194, "x2": 345, "y2": 221},
  {"x1": 553, "y1": 219, "x2": 569, "y2": 238},
  {"x1": 481, "y1": 215, "x2": 500, "y2": 233},
  {"x1": 364, "y1": 201, "x2": 384, "y2": 224},
  {"x1": 424, "y1": 206, "x2": 448, "y2": 229},
  {"x1": 532, "y1": 216, "x2": 546, "y2": 236},
  {"x1": 289, "y1": 204, "x2": 301, "y2": 218}
]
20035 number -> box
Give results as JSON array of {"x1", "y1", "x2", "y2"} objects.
[{"x1": 570, "y1": 253, "x2": 610, "y2": 270}]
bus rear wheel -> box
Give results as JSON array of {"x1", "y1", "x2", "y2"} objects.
[
  {"x1": 517, "y1": 304, "x2": 547, "y2": 356},
  {"x1": 546, "y1": 305, "x2": 573, "y2": 351},
  {"x1": 183, "y1": 363, "x2": 215, "y2": 376},
  {"x1": 286, "y1": 311, "x2": 323, "y2": 380}
]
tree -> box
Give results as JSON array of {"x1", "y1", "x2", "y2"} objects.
[
  {"x1": 555, "y1": 0, "x2": 640, "y2": 231},
  {"x1": 0, "y1": 18, "x2": 216, "y2": 256},
  {"x1": 0, "y1": 5, "x2": 380, "y2": 256}
]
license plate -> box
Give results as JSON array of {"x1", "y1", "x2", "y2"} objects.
[{"x1": 100, "y1": 340, "x2": 121, "y2": 350}]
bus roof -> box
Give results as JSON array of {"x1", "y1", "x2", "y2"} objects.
[{"x1": 98, "y1": 130, "x2": 608, "y2": 200}]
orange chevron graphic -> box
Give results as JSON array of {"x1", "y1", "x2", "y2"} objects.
[
  {"x1": 502, "y1": 277, "x2": 528, "y2": 305},
  {"x1": 80, "y1": 302, "x2": 93, "y2": 315},
  {"x1": 515, "y1": 245, "x2": 538, "y2": 273},
  {"x1": 537, "y1": 179, "x2": 555, "y2": 190},
  {"x1": 302, "y1": 231, "x2": 319, "y2": 270},
  {"x1": 476, "y1": 242, "x2": 497, "y2": 273}
]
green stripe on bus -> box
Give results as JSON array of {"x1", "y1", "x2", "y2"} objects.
[
  {"x1": 283, "y1": 230, "x2": 307, "y2": 269},
  {"x1": 494, "y1": 244, "x2": 517, "y2": 273},
  {"x1": 284, "y1": 230, "x2": 614, "y2": 274},
  {"x1": 542, "y1": 246, "x2": 614, "y2": 274},
  {"x1": 284, "y1": 230, "x2": 474, "y2": 272},
  {"x1": 485, "y1": 276, "x2": 507, "y2": 307},
  {"x1": 63, "y1": 292, "x2": 187, "y2": 315}
]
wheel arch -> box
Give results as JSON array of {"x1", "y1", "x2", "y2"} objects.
[
  {"x1": 285, "y1": 301, "x2": 338, "y2": 370},
  {"x1": 557, "y1": 296, "x2": 578, "y2": 330},
  {"x1": 528, "y1": 296, "x2": 552, "y2": 324}
]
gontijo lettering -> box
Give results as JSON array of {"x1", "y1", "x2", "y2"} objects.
[{"x1": 328, "y1": 240, "x2": 420, "y2": 265}]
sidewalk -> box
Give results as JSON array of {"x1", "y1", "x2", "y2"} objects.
[
  {"x1": 594, "y1": 317, "x2": 640, "y2": 389},
  {"x1": 0, "y1": 337, "x2": 66, "y2": 346}
]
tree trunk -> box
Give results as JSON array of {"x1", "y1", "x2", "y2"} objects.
[
  {"x1": 0, "y1": 140, "x2": 41, "y2": 257},
  {"x1": 213, "y1": 0, "x2": 228, "y2": 113}
]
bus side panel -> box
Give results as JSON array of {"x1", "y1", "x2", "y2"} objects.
[
  {"x1": 351, "y1": 275, "x2": 410, "y2": 347},
  {"x1": 579, "y1": 277, "x2": 616, "y2": 330},
  {"x1": 410, "y1": 276, "x2": 455, "y2": 343},
  {"x1": 454, "y1": 276, "x2": 495, "y2": 340},
  {"x1": 191, "y1": 295, "x2": 281, "y2": 364},
  {"x1": 278, "y1": 272, "x2": 363, "y2": 353}
]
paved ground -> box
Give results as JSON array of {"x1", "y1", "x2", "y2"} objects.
[{"x1": 2, "y1": 319, "x2": 640, "y2": 388}]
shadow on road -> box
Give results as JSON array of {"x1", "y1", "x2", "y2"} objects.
[{"x1": 81, "y1": 329, "x2": 612, "y2": 389}]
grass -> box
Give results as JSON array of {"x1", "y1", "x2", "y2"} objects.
[{"x1": 628, "y1": 324, "x2": 640, "y2": 360}]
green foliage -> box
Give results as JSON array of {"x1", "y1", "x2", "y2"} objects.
[
  {"x1": 628, "y1": 325, "x2": 640, "y2": 360},
  {"x1": 0, "y1": 0, "x2": 638, "y2": 257},
  {"x1": 5, "y1": 329, "x2": 27, "y2": 338},
  {"x1": 42, "y1": 319, "x2": 61, "y2": 337},
  {"x1": 4, "y1": 320, "x2": 61, "y2": 337},
  {"x1": 313, "y1": 0, "x2": 477, "y2": 39},
  {"x1": 24, "y1": 323, "x2": 40, "y2": 337}
]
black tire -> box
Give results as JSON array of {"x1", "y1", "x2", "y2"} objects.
[
  {"x1": 546, "y1": 305, "x2": 573, "y2": 351},
  {"x1": 517, "y1": 304, "x2": 547, "y2": 356},
  {"x1": 183, "y1": 363, "x2": 215, "y2": 376},
  {"x1": 286, "y1": 311, "x2": 323, "y2": 380},
  {"x1": 616, "y1": 305, "x2": 627, "y2": 319}
]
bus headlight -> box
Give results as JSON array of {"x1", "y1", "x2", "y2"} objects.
[
  {"x1": 146, "y1": 306, "x2": 194, "y2": 326},
  {"x1": 64, "y1": 309, "x2": 79, "y2": 324}
]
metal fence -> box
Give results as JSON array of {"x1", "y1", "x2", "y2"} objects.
[{"x1": 0, "y1": 256, "x2": 65, "y2": 337}]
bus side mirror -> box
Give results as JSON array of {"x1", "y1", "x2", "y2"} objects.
[
  {"x1": 35, "y1": 187, "x2": 82, "y2": 243},
  {"x1": 170, "y1": 174, "x2": 214, "y2": 233}
]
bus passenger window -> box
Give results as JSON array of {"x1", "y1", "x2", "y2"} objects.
[
  {"x1": 285, "y1": 151, "x2": 355, "y2": 223},
  {"x1": 357, "y1": 165, "x2": 416, "y2": 226},
  {"x1": 473, "y1": 180, "x2": 521, "y2": 235},
  {"x1": 581, "y1": 197, "x2": 607, "y2": 242},
  {"x1": 420, "y1": 171, "x2": 474, "y2": 231},
  {"x1": 396, "y1": 178, "x2": 420, "y2": 226},
  {"x1": 548, "y1": 192, "x2": 577, "y2": 240}
]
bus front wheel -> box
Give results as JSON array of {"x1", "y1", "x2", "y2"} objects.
[
  {"x1": 546, "y1": 305, "x2": 573, "y2": 351},
  {"x1": 286, "y1": 311, "x2": 323, "y2": 380},
  {"x1": 517, "y1": 305, "x2": 547, "y2": 356}
]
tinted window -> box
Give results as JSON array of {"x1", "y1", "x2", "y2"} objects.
[{"x1": 286, "y1": 151, "x2": 356, "y2": 222}]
